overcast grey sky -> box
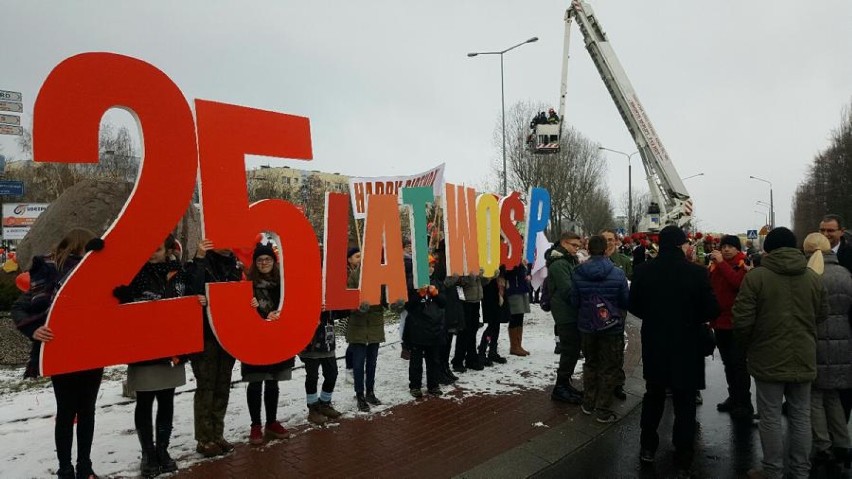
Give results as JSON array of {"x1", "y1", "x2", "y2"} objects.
[{"x1": 1, "y1": 0, "x2": 850, "y2": 234}]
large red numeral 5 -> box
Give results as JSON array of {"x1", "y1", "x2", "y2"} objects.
[
  {"x1": 196, "y1": 100, "x2": 321, "y2": 365},
  {"x1": 33, "y1": 53, "x2": 202, "y2": 376}
]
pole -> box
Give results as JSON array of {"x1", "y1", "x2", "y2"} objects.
[
  {"x1": 769, "y1": 187, "x2": 775, "y2": 229},
  {"x1": 500, "y1": 54, "x2": 507, "y2": 196},
  {"x1": 627, "y1": 162, "x2": 632, "y2": 235}
]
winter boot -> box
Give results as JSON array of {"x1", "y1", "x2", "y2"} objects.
[
  {"x1": 551, "y1": 385, "x2": 582, "y2": 404},
  {"x1": 156, "y1": 425, "x2": 178, "y2": 474},
  {"x1": 443, "y1": 366, "x2": 459, "y2": 382},
  {"x1": 479, "y1": 350, "x2": 493, "y2": 367},
  {"x1": 488, "y1": 343, "x2": 508, "y2": 364},
  {"x1": 365, "y1": 392, "x2": 382, "y2": 406},
  {"x1": 316, "y1": 399, "x2": 342, "y2": 419},
  {"x1": 57, "y1": 465, "x2": 75, "y2": 479},
  {"x1": 509, "y1": 328, "x2": 525, "y2": 356},
  {"x1": 137, "y1": 422, "x2": 159, "y2": 478},
  {"x1": 307, "y1": 403, "x2": 329, "y2": 426},
  {"x1": 517, "y1": 326, "x2": 530, "y2": 356},
  {"x1": 356, "y1": 394, "x2": 371, "y2": 412}
]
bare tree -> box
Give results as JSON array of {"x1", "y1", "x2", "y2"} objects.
[
  {"x1": 497, "y1": 100, "x2": 609, "y2": 235},
  {"x1": 577, "y1": 186, "x2": 615, "y2": 235},
  {"x1": 619, "y1": 190, "x2": 651, "y2": 234}
]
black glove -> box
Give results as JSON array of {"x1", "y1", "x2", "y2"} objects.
[
  {"x1": 85, "y1": 238, "x2": 105, "y2": 252},
  {"x1": 112, "y1": 285, "x2": 134, "y2": 304}
]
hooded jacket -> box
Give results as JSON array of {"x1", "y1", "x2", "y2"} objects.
[
  {"x1": 732, "y1": 247, "x2": 829, "y2": 383},
  {"x1": 571, "y1": 255, "x2": 629, "y2": 334},
  {"x1": 545, "y1": 245, "x2": 579, "y2": 326},
  {"x1": 708, "y1": 251, "x2": 748, "y2": 330}
]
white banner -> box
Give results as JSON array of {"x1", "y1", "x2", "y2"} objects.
[
  {"x1": 348, "y1": 163, "x2": 445, "y2": 219},
  {"x1": 2, "y1": 203, "x2": 49, "y2": 240}
]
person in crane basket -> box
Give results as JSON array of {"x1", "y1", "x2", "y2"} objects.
[{"x1": 547, "y1": 108, "x2": 559, "y2": 124}]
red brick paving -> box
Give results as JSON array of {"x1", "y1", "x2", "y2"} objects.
[
  {"x1": 176, "y1": 386, "x2": 589, "y2": 479},
  {"x1": 178, "y1": 322, "x2": 641, "y2": 479}
]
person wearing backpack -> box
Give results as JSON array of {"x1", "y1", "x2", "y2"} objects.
[{"x1": 571, "y1": 235, "x2": 629, "y2": 423}]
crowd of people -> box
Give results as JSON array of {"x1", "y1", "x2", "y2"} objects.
[{"x1": 10, "y1": 213, "x2": 852, "y2": 479}]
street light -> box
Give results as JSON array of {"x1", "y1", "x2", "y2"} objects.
[
  {"x1": 749, "y1": 175, "x2": 774, "y2": 229},
  {"x1": 682, "y1": 173, "x2": 705, "y2": 181},
  {"x1": 599, "y1": 147, "x2": 640, "y2": 234},
  {"x1": 468, "y1": 36, "x2": 539, "y2": 195}
]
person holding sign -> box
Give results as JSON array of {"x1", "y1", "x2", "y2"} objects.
[
  {"x1": 243, "y1": 243, "x2": 293, "y2": 445},
  {"x1": 186, "y1": 240, "x2": 242, "y2": 457},
  {"x1": 347, "y1": 264, "x2": 387, "y2": 412},
  {"x1": 12, "y1": 228, "x2": 102, "y2": 479},
  {"x1": 113, "y1": 234, "x2": 195, "y2": 477}
]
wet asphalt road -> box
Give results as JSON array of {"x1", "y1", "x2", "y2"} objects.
[{"x1": 533, "y1": 354, "x2": 852, "y2": 479}]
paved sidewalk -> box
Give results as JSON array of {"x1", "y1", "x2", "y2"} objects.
[{"x1": 177, "y1": 319, "x2": 644, "y2": 479}]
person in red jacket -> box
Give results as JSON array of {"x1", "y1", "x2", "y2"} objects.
[{"x1": 709, "y1": 234, "x2": 752, "y2": 420}]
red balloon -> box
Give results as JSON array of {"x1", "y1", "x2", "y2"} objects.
[
  {"x1": 8, "y1": 252, "x2": 16, "y2": 261},
  {"x1": 15, "y1": 272, "x2": 30, "y2": 292},
  {"x1": 0, "y1": 248, "x2": 5, "y2": 254}
]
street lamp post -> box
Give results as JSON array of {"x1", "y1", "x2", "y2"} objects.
[
  {"x1": 468, "y1": 37, "x2": 539, "y2": 196},
  {"x1": 749, "y1": 175, "x2": 774, "y2": 229},
  {"x1": 599, "y1": 147, "x2": 640, "y2": 234}
]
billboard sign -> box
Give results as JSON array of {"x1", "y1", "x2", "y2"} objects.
[{"x1": 2, "y1": 203, "x2": 49, "y2": 240}]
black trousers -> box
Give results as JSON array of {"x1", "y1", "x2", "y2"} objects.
[
  {"x1": 135, "y1": 388, "x2": 176, "y2": 445},
  {"x1": 52, "y1": 368, "x2": 104, "y2": 472},
  {"x1": 479, "y1": 321, "x2": 501, "y2": 354},
  {"x1": 640, "y1": 382, "x2": 697, "y2": 467},
  {"x1": 303, "y1": 356, "x2": 338, "y2": 395},
  {"x1": 714, "y1": 329, "x2": 751, "y2": 407},
  {"x1": 441, "y1": 332, "x2": 455, "y2": 368},
  {"x1": 556, "y1": 323, "x2": 581, "y2": 387},
  {"x1": 246, "y1": 380, "x2": 279, "y2": 426},
  {"x1": 453, "y1": 302, "x2": 480, "y2": 366},
  {"x1": 409, "y1": 344, "x2": 441, "y2": 389}
]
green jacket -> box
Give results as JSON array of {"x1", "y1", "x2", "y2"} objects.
[
  {"x1": 609, "y1": 252, "x2": 633, "y2": 281},
  {"x1": 346, "y1": 266, "x2": 386, "y2": 344},
  {"x1": 732, "y1": 247, "x2": 828, "y2": 383},
  {"x1": 545, "y1": 245, "x2": 579, "y2": 325}
]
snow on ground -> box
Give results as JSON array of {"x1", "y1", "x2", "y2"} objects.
[{"x1": 0, "y1": 305, "x2": 574, "y2": 478}]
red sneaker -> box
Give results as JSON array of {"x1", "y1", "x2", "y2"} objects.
[
  {"x1": 249, "y1": 425, "x2": 264, "y2": 445},
  {"x1": 264, "y1": 421, "x2": 290, "y2": 440}
]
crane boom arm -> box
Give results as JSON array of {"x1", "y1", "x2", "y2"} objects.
[{"x1": 567, "y1": 0, "x2": 693, "y2": 228}]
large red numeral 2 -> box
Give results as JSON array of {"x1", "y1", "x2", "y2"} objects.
[
  {"x1": 34, "y1": 53, "x2": 202, "y2": 376},
  {"x1": 196, "y1": 100, "x2": 321, "y2": 365}
]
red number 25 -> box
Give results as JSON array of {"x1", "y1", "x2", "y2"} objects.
[{"x1": 33, "y1": 53, "x2": 321, "y2": 376}]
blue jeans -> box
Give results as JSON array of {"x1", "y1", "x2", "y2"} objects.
[{"x1": 350, "y1": 343, "x2": 379, "y2": 395}]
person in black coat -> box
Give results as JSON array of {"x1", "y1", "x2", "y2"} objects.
[
  {"x1": 629, "y1": 225, "x2": 720, "y2": 473},
  {"x1": 404, "y1": 256, "x2": 446, "y2": 397}
]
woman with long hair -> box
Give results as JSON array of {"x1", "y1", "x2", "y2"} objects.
[
  {"x1": 13, "y1": 228, "x2": 101, "y2": 479},
  {"x1": 113, "y1": 234, "x2": 195, "y2": 477},
  {"x1": 243, "y1": 243, "x2": 292, "y2": 445}
]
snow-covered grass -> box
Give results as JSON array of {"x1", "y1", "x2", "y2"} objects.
[{"x1": 0, "y1": 305, "x2": 572, "y2": 478}]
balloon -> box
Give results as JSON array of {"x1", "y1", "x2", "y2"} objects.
[{"x1": 15, "y1": 272, "x2": 29, "y2": 292}]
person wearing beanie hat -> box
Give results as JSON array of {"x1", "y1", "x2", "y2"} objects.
[
  {"x1": 629, "y1": 224, "x2": 720, "y2": 471},
  {"x1": 342, "y1": 246, "x2": 361, "y2": 386},
  {"x1": 732, "y1": 226, "x2": 829, "y2": 479},
  {"x1": 801, "y1": 232, "x2": 852, "y2": 460},
  {"x1": 242, "y1": 243, "x2": 292, "y2": 446},
  {"x1": 708, "y1": 234, "x2": 751, "y2": 420},
  {"x1": 719, "y1": 235, "x2": 742, "y2": 252},
  {"x1": 762, "y1": 227, "x2": 797, "y2": 253}
]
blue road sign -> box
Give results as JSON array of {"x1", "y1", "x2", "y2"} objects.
[
  {"x1": 747, "y1": 230, "x2": 758, "y2": 240},
  {"x1": 0, "y1": 180, "x2": 24, "y2": 196}
]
